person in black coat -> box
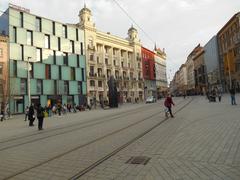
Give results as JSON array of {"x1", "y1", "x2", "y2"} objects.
[
  {"x1": 36, "y1": 104, "x2": 44, "y2": 130},
  {"x1": 28, "y1": 105, "x2": 35, "y2": 126}
]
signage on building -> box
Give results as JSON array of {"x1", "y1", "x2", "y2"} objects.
[{"x1": 9, "y1": 3, "x2": 30, "y2": 13}]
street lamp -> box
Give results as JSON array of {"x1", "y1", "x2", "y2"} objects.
[{"x1": 27, "y1": 57, "x2": 32, "y2": 106}]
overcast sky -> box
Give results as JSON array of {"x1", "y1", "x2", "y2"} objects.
[{"x1": 1, "y1": 0, "x2": 240, "y2": 81}]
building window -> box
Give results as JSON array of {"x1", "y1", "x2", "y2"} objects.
[
  {"x1": 45, "y1": 64, "x2": 51, "y2": 79},
  {"x1": 76, "y1": 28, "x2": 79, "y2": 41},
  {"x1": 35, "y1": 17, "x2": 41, "y2": 32},
  {"x1": 78, "y1": 81, "x2": 82, "y2": 94},
  {"x1": 53, "y1": 50, "x2": 56, "y2": 64},
  {"x1": 81, "y1": 68, "x2": 85, "y2": 81},
  {"x1": 13, "y1": 26, "x2": 17, "y2": 43},
  {"x1": 20, "y1": 78, "x2": 26, "y2": 94},
  {"x1": 71, "y1": 67, "x2": 75, "y2": 80},
  {"x1": 45, "y1": 34, "x2": 50, "y2": 49},
  {"x1": 20, "y1": 45, "x2": 24, "y2": 61},
  {"x1": 62, "y1": 25, "x2": 67, "y2": 38},
  {"x1": 90, "y1": 80, "x2": 95, "y2": 87},
  {"x1": 36, "y1": 48, "x2": 42, "y2": 62},
  {"x1": 63, "y1": 52, "x2": 68, "y2": 65},
  {"x1": 113, "y1": 60, "x2": 116, "y2": 66},
  {"x1": 0, "y1": 48, "x2": 2, "y2": 57},
  {"x1": 107, "y1": 69, "x2": 111, "y2": 78},
  {"x1": 64, "y1": 81, "x2": 69, "y2": 94},
  {"x1": 90, "y1": 54, "x2": 94, "y2": 61},
  {"x1": 52, "y1": 21, "x2": 55, "y2": 35},
  {"x1": 80, "y1": 42, "x2": 83, "y2": 55},
  {"x1": 20, "y1": 12, "x2": 23, "y2": 28},
  {"x1": 70, "y1": 40, "x2": 74, "y2": 53},
  {"x1": 58, "y1": 37, "x2": 61, "y2": 51},
  {"x1": 59, "y1": 66, "x2": 62, "y2": 79},
  {"x1": 98, "y1": 81, "x2": 102, "y2": 87},
  {"x1": 77, "y1": 55, "x2": 80, "y2": 67},
  {"x1": 36, "y1": 79, "x2": 42, "y2": 94},
  {"x1": 13, "y1": 61, "x2": 17, "y2": 77},
  {"x1": 105, "y1": 58, "x2": 108, "y2": 65},
  {"x1": 0, "y1": 64, "x2": 3, "y2": 75},
  {"x1": 90, "y1": 66, "x2": 94, "y2": 76},
  {"x1": 27, "y1": 30, "x2": 33, "y2": 45}
]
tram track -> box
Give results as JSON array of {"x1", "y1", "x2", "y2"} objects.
[{"x1": 2, "y1": 98, "x2": 192, "y2": 180}]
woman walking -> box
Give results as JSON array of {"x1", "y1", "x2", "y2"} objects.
[
  {"x1": 164, "y1": 94, "x2": 175, "y2": 118},
  {"x1": 37, "y1": 104, "x2": 45, "y2": 130}
]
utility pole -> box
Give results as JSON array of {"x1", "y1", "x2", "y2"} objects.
[{"x1": 27, "y1": 57, "x2": 31, "y2": 106}]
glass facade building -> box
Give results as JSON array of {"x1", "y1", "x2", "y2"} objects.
[{"x1": 0, "y1": 6, "x2": 86, "y2": 113}]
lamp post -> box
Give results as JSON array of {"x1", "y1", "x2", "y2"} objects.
[{"x1": 27, "y1": 57, "x2": 31, "y2": 106}]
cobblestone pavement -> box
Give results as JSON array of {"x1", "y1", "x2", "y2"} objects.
[
  {"x1": 0, "y1": 95, "x2": 239, "y2": 180},
  {"x1": 81, "y1": 95, "x2": 240, "y2": 180}
]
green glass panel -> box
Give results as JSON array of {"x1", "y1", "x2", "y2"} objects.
[
  {"x1": 74, "y1": 95, "x2": 78, "y2": 105},
  {"x1": 33, "y1": 63, "x2": 45, "y2": 79},
  {"x1": 61, "y1": 66, "x2": 70, "y2": 80},
  {"x1": 79, "y1": 55, "x2": 86, "y2": 68},
  {"x1": 42, "y1": 49, "x2": 54, "y2": 64},
  {"x1": 42, "y1": 18, "x2": 52, "y2": 35},
  {"x1": 67, "y1": 26, "x2": 76, "y2": 41},
  {"x1": 30, "y1": 79, "x2": 37, "y2": 95},
  {"x1": 75, "y1": 68, "x2": 82, "y2": 81},
  {"x1": 82, "y1": 81, "x2": 87, "y2": 95},
  {"x1": 61, "y1": 38, "x2": 70, "y2": 52},
  {"x1": 23, "y1": 13, "x2": 35, "y2": 31},
  {"x1": 50, "y1": 35, "x2": 58, "y2": 50},
  {"x1": 55, "y1": 22, "x2": 62, "y2": 37},
  {"x1": 56, "y1": 51, "x2": 63, "y2": 65},
  {"x1": 24, "y1": 45, "x2": 36, "y2": 61},
  {"x1": 10, "y1": 43, "x2": 21, "y2": 60},
  {"x1": 75, "y1": 42, "x2": 81, "y2": 54},
  {"x1": 40, "y1": 95, "x2": 47, "y2": 106},
  {"x1": 33, "y1": 32, "x2": 45, "y2": 48},
  {"x1": 17, "y1": 28, "x2": 27, "y2": 45},
  {"x1": 69, "y1": 81, "x2": 78, "y2": 95},
  {"x1": 9, "y1": 9, "x2": 20, "y2": 27},
  {"x1": 43, "y1": 80, "x2": 54, "y2": 94},
  {"x1": 58, "y1": 80, "x2": 64, "y2": 94},
  {"x1": 17, "y1": 61, "x2": 27, "y2": 78},
  {"x1": 10, "y1": 78, "x2": 20, "y2": 95},
  {"x1": 51, "y1": 65, "x2": 59, "y2": 80},
  {"x1": 68, "y1": 54, "x2": 77, "y2": 67},
  {"x1": 62, "y1": 95, "x2": 67, "y2": 105}
]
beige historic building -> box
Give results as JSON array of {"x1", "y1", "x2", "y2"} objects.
[
  {"x1": 0, "y1": 35, "x2": 9, "y2": 111},
  {"x1": 178, "y1": 64, "x2": 187, "y2": 95},
  {"x1": 77, "y1": 6, "x2": 144, "y2": 103},
  {"x1": 154, "y1": 47, "x2": 167, "y2": 97}
]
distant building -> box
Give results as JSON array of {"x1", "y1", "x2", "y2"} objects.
[
  {"x1": 142, "y1": 47, "x2": 156, "y2": 99},
  {"x1": 154, "y1": 47, "x2": 167, "y2": 98},
  {"x1": 0, "y1": 4, "x2": 87, "y2": 113},
  {"x1": 204, "y1": 36, "x2": 221, "y2": 90},
  {"x1": 77, "y1": 5, "x2": 144, "y2": 103},
  {"x1": 192, "y1": 45, "x2": 207, "y2": 94},
  {"x1": 217, "y1": 12, "x2": 240, "y2": 92},
  {"x1": 178, "y1": 64, "x2": 187, "y2": 95}
]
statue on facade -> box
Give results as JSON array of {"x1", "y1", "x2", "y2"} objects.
[{"x1": 107, "y1": 76, "x2": 118, "y2": 108}]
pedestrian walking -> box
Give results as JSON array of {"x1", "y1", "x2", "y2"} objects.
[
  {"x1": 28, "y1": 105, "x2": 35, "y2": 126},
  {"x1": 229, "y1": 88, "x2": 237, "y2": 105},
  {"x1": 0, "y1": 107, "x2": 4, "y2": 121},
  {"x1": 36, "y1": 104, "x2": 44, "y2": 130},
  {"x1": 217, "y1": 88, "x2": 222, "y2": 102},
  {"x1": 24, "y1": 106, "x2": 29, "y2": 121},
  {"x1": 164, "y1": 94, "x2": 175, "y2": 118}
]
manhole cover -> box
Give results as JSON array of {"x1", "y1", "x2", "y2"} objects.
[{"x1": 126, "y1": 156, "x2": 151, "y2": 165}]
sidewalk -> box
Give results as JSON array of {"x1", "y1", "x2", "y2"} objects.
[{"x1": 82, "y1": 94, "x2": 240, "y2": 180}]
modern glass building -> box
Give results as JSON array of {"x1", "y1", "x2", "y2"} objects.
[{"x1": 0, "y1": 5, "x2": 87, "y2": 113}]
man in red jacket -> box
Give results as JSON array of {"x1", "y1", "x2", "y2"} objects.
[{"x1": 164, "y1": 94, "x2": 175, "y2": 118}]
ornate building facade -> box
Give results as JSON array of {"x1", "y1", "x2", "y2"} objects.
[{"x1": 77, "y1": 6, "x2": 144, "y2": 103}]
